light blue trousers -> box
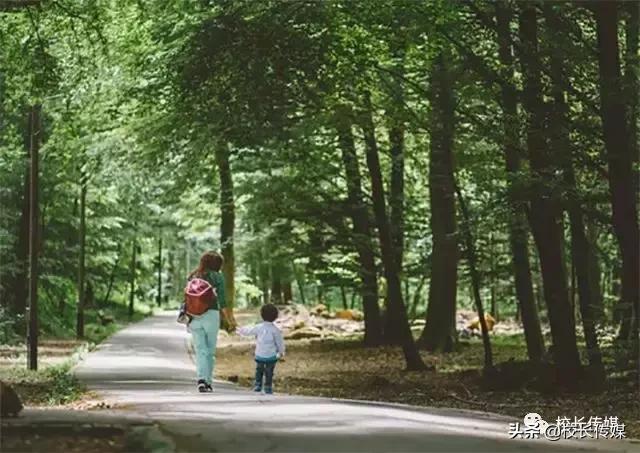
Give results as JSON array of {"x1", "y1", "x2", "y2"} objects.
[{"x1": 190, "y1": 309, "x2": 219, "y2": 384}]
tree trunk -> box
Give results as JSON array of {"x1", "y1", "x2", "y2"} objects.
[
  {"x1": 586, "y1": 223, "x2": 604, "y2": 322},
  {"x1": 386, "y1": 55, "x2": 406, "y2": 344},
  {"x1": 623, "y1": 0, "x2": 640, "y2": 350},
  {"x1": 215, "y1": 142, "x2": 237, "y2": 326},
  {"x1": 271, "y1": 275, "x2": 282, "y2": 304},
  {"x1": 595, "y1": 1, "x2": 640, "y2": 354},
  {"x1": 102, "y1": 245, "x2": 121, "y2": 306},
  {"x1": 411, "y1": 275, "x2": 426, "y2": 319},
  {"x1": 335, "y1": 106, "x2": 383, "y2": 346},
  {"x1": 519, "y1": 5, "x2": 582, "y2": 387},
  {"x1": 455, "y1": 182, "x2": 493, "y2": 372},
  {"x1": 128, "y1": 237, "x2": 136, "y2": 319},
  {"x1": 359, "y1": 93, "x2": 425, "y2": 370},
  {"x1": 495, "y1": 0, "x2": 545, "y2": 363},
  {"x1": 27, "y1": 105, "x2": 40, "y2": 371},
  {"x1": 282, "y1": 281, "x2": 293, "y2": 304},
  {"x1": 293, "y1": 262, "x2": 307, "y2": 305},
  {"x1": 76, "y1": 179, "x2": 86, "y2": 339},
  {"x1": 544, "y1": 3, "x2": 605, "y2": 386},
  {"x1": 340, "y1": 286, "x2": 348, "y2": 310},
  {"x1": 350, "y1": 290, "x2": 357, "y2": 310},
  {"x1": 625, "y1": 1, "x2": 639, "y2": 198},
  {"x1": 388, "y1": 52, "x2": 405, "y2": 271},
  {"x1": 420, "y1": 50, "x2": 458, "y2": 353}
]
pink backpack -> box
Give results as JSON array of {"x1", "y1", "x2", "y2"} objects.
[{"x1": 184, "y1": 277, "x2": 217, "y2": 316}]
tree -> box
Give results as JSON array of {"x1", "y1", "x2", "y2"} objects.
[
  {"x1": 334, "y1": 104, "x2": 383, "y2": 346},
  {"x1": 518, "y1": 4, "x2": 581, "y2": 388},
  {"x1": 594, "y1": 2, "x2": 640, "y2": 357},
  {"x1": 494, "y1": 0, "x2": 545, "y2": 363},
  {"x1": 420, "y1": 50, "x2": 458, "y2": 353},
  {"x1": 215, "y1": 141, "x2": 237, "y2": 328},
  {"x1": 543, "y1": 3, "x2": 605, "y2": 386},
  {"x1": 358, "y1": 92, "x2": 425, "y2": 370}
]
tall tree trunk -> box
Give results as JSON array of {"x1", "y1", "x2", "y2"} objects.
[
  {"x1": 519, "y1": 5, "x2": 581, "y2": 388},
  {"x1": 215, "y1": 142, "x2": 237, "y2": 326},
  {"x1": 455, "y1": 182, "x2": 493, "y2": 373},
  {"x1": 359, "y1": 94, "x2": 425, "y2": 370},
  {"x1": 335, "y1": 106, "x2": 383, "y2": 346},
  {"x1": 595, "y1": 2, "x2": 640, "y2": 355},
  {"x1": 625, "y1": 1, "x2": 639, "y2": 198},
  {"x1": 76, "y1": 174, "x2": 86, "y2": 339},
  {"x1": 128, "y1": 237, "x2": 136, "y2": 319},
  {"x1": 623, "y1": 0, "x2": 640, "y2": 348},
  {"x1": 420, "y1": 50, "x2": 458, "y2": 353},
  {"x1": 27, "y1": 105, "x2": 40, "y2": 370},
  {"x1": 386, "y1": 45, "x2": 406, "y2": 345},
  {"x1": 388, "y1": 55, "x2": 405, "y2": 270},
  {"x1": 495, "y1": 0, "x2": 545, "y2": 363},
  {"x1": 544, "y1": 4, "x2": 605, "y2": 386}
]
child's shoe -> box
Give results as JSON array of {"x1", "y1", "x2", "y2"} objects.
[
  {"x1": 264, "y1": 387, "x2": 273, "y2": 395},
  {"x1": 253, "y1": 386, "x2": 262, "y2": 393}
]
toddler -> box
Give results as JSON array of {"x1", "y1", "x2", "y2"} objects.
[{"x1": 237, "y1": 304, "x2": 285, "y2": 394}]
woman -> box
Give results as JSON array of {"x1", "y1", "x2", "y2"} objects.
[{"x1": 187, "y1": 251, "x2": 233, "y2": 392}]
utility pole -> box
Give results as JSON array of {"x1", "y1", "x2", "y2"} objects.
[
  {"x1": 157, "y1": 232, "x2": 162, "y2": 306},
  {"x1": 27, "y1": 104, "x2": 41, "y2": 371},
  {"x1": 76, "y1": 176, "x2": 87, "y2": 339},
  {"x1": 129, "y1": 236, "x2": 137, "y2": 319}
]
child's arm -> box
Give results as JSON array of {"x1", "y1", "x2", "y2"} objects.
[{"x1": 236, "y1": 325, "x2": 259, "y2": 337}]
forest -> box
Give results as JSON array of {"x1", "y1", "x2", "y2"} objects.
[{"x1": 0, "y1": 0, "x2": 638, "y2": 401}]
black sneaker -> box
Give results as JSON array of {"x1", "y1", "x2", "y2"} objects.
[
  {"x1": 197, "y1": 379, "x2": 207, "y2": 393},
  {"x1": 205, "y1": 383, "x2": 213, "y2": 393}
]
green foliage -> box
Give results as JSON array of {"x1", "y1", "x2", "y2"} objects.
[
  {"x1": 0, "y1": 360, "x2": 85, "y2": 406},
  {"x1": 0, "y1": 1, "x2": 635, "y2": 380}
]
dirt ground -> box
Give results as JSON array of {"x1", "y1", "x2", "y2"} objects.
[
  {"x1": 1, "y1": 425, "x2": 126, "y2": 453},
  {"x1": 216, "y1": 329, "x2": 640, "y2": 440}
]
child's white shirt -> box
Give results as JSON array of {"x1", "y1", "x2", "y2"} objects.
[{"x1": 237, "y1": 321, "x2": 285, "y2": 360}]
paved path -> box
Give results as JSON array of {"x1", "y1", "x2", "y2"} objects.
[{"x1": 74, "y1": 312, "x2": 636, "y2": 452}]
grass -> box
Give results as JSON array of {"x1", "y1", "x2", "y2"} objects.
[
  {"x1": 83, "y1": 307, "x2": 148, "y2": 346},
  {"x1": 0, "y1": 360, "x2": 85, "y2": 406}
]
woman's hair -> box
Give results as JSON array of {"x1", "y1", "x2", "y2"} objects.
[
  {"x1": 190, "y1": 251, "x2": 223, "y2": 278},
  {"x1": 261, "y1": 304, "x2": 278, "y2": 322}
]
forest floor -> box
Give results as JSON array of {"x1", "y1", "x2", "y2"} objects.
[{"x1": 216, "y1": 312, "x2": 640, "y2": 439}]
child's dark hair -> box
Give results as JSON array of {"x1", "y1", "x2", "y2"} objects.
[{"x1": 261, "y1": 304, "x2": 278, "y2": 322}]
